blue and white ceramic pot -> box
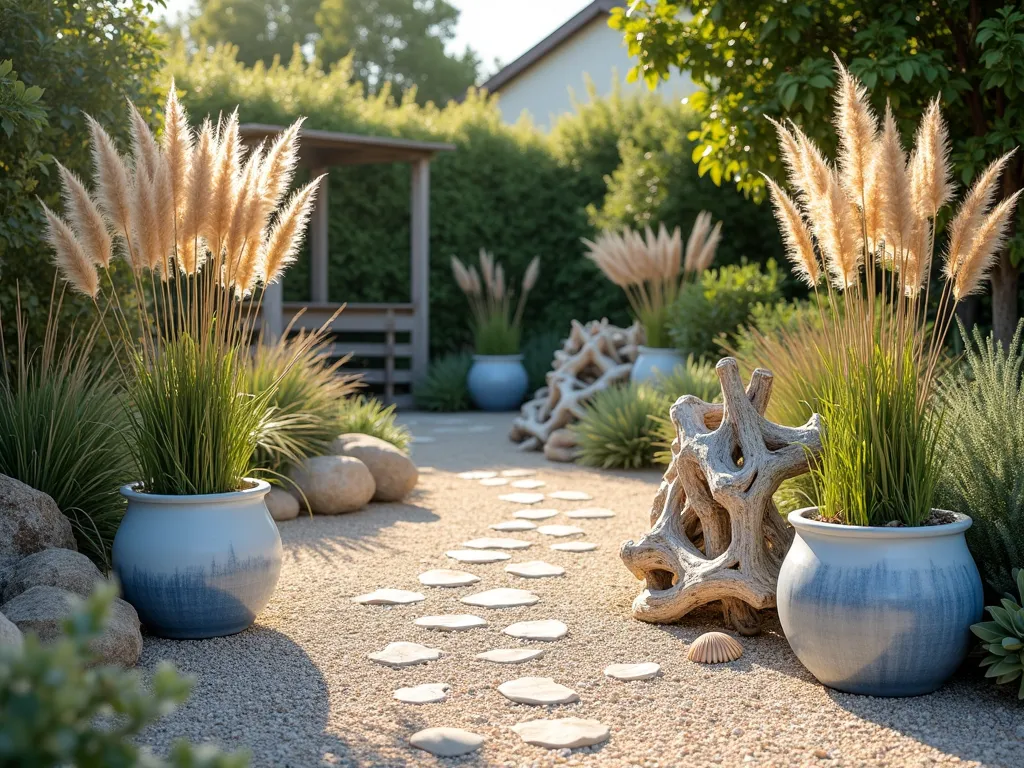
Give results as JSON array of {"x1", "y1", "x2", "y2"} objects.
[
  {"x1": 777, "y1": 507, "x2": 984, "y2": 697},
  {"x1": 630, "y1": 346, "x2": 683, "y2": 384},
  {"x1": 113, "y1": 479, "x2": 282, "y2": 639},
  {"x1": 467, "y1": 354, "x2": 529, "y2": 411}
]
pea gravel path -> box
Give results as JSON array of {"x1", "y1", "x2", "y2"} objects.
[{"x1": 138, "y1": 412, "x2": 1024, "y2": 768}]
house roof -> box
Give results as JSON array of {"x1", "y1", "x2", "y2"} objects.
[
  {"x1": 239, "y1": 124, "x2": 455, "y2": 167},
  {"x1": 481, "y1": 0, "x2": 619, "y2": 93}
]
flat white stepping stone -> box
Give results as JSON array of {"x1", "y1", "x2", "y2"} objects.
[
  {"x1": 352, "y1": 589, "x2": 425, "y2": 605},
  {"x1": 418, "y1": 569, "x2": 480, "y2": 587},
  {"x1": 415, "y1": 614, "x2": 488, "y2": 631},
  {"x1": 490, "y1": 519, "x2": 537, "y2": 532},
  {"x1": 537, "y1": 525, "x2": 585, "y2": 538},
  {"x1": 480, "y1": 477, "x2": 509, "y2": 486},
  {"x1": 499, "y1": 492, "x2": 546, "y2": 505},
  {"x1": 566, "y1": 507, "x2": 615, "y2": 519},
  {"x1": 514, "y1": 508, "x2": 559, "y2": 520},
  {"x1": 458, "y1": 470, "x2": 497, "y2": 480},
  {"x1": 462, "y1": 537, "x2": 532, "y2": 550},
  {"x1": 462, "y1": 588, "x2": 539, "y2": 608},
  {"x1": 503, "y1": 619, "x2": 568, "y2": 641},
  {"x1": 394, "y1": 683, "x2": 450, "y2": 704},
  {"x1": 446, "y1": 549, "x2": 511, "y2": 563},
  {"x1": 501, "y1": 469, "x2": 536, "y2": 477},
  {"x1": 368, "y1": 642, "x2": 440, "y2": 667},
  {"x1": 511, "y1": 479, "x2": 545, "y2": 489},
  {"x1": 505, "y1": 561, "x2": 565, "y2": 579},
  {"x1": 476, "y1": 648, "x2": 546, "y2": 664},
  {"x1": 551, "y1": 542, "x2": 598, "y2": 552},
  {"x1": 409, "y1": 727, "x2": 483, "y2": 757},
  {"x1": 498, "y1": 677, "x2": 579, "y2": 705},
  {"x1": 548, "y1": 490, "x2": 593, "y2": 501},
  {"x1": 604, "y1": 662, "x2": 661, "y2": 681},
  {"x1": 512, "y1": 718, "x2": 610, "y2": 749}
]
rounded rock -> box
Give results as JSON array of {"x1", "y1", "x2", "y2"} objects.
[
  {"x1": 1, "y1": 547, "x2": 104, "y2": 603},
  {"x1": 330, "y1": 433, "x2": 418, "y2": 502},
  {"x1": 0, "y1": 611, "x2": 23, "y2": 648},
  {"x1": 265, "y1": 487, "x2": 300, "y2": 522},
  {"x1": 0, "y1": 474, "x2": 76, "y2": 558},
  {"x1": 288, "y1": 456, "x2": 375, "y2": 515}
]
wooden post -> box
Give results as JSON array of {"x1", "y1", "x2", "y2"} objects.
[
  {"x1": 384, "y1": 308, "x2": 396, "y2": 404},
  {"x1": 310, "y1": 170, "x2": 329, "y2": 303},
  {"x1": 263, "y1": 280, "x2": 284, "y2": 344},
  {"x1": 410, "y1": 158, "x2": 431, "y2": 387}
]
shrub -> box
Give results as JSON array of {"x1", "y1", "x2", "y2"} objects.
[
  {"x1": 337, "y1": 395, "x2": 411, "y2": 451},
  {"x1": 414, "y1": 352, "x2": 472, "y2": 411},
  {"x1": 667, "y1": 261, "x2": 783, "y2": 360},
  {"x1": 937, "y1": 324, "x2": 1024, "y2": 594},
  {"x1": 521, "y1": 329, "x2": 565, "y2": 392},
  {"x1": 0, "y1": 582, "x2": 248, "y2": 767},
  {"x1": 650, "y1": 356, "x2": 722, "y2": 464},
  {"x1": 970, "y1": 568, "x2": 1024, "y2": 700},
  {"x1": 572, "y1": 383, "x2": 672, "y2": 469}
]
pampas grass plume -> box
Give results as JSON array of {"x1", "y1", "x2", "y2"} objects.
[
  {"x1": 40, "y1": 202, "x2": 99, "y2": 297},
  {"x1": 56, "y1": 162, "x2": 111, "y2": 268},
  {"x1": 259, "y1": 175, "x2": 324, "y2": 286}
]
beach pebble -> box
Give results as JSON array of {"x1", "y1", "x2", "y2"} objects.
[
  {"x1": 409, "y1": 727, "x2": 483, "y2": 757},
  {"x1": 503, "y1": 619, "x2": 568, "y2": 641},
  {"x1": 461, "y1": 588, "x2": 539, "y2": 608},
  {"x1": 288, "y1": 456, "x2": 375, "y2": 514},
  {"x1": 498, "y1": 677, "x2": 579, "y2": 705},
  {"x1": 505, "y1": 561, "x2": 565, "y2": 579},
  {"x1": 265, "y1": 487, "x2": 300, "y2": 521},
  {"x1": 368, "y1": 642, "x2": 440, "y2": 667},
  {"x1": 394, "y1": 683, "x2": 450, "y2": 704},
  {"x1": 511, "y1": 718, "x2": 610, "y2": 749},
  {"x1": 330, "y1": 433, "x2": 417, "y2": 502},
  {"x1": 418, "y1": 569, "x2": 480, "y2": 587}
]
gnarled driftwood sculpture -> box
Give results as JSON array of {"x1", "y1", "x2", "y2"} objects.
[{"x1": 620, "y1": 358, "x2": 821, "y2": 635}]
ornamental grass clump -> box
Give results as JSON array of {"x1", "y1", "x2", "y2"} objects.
[
  {"x1": 764, "y1": 59, "x2": 1020, "y2": 527},
  {"x1": 582, "y1": 213, "x2": 722, "y2": 348},
  {"x1": 41, "y1": 83, "x2": 325, "y2": 496},
  {"x1": 451, "y1": 250, "x2": 540, "y2": 355}
]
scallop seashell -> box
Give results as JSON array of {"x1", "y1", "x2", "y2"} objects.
[{"x1": 686, "y1": 631, "x2": 743, "y2": 664}]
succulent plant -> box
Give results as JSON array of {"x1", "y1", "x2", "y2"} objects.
[{"x1": 971, "y1": 567, "x2": 1024, "y2": 699}]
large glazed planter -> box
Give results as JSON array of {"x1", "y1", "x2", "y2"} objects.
[
  {"x1": 113, "y1": 479, "x2": 282, "y2": 639},
  {"x1": 630, "y1": 346, "x2": 683, "y2": 383},
  {"x1": 467, "y1": 354, "x2": 529, "y2": 411},
  {"x1": 777, "y1": 507, "x2": 983, "y2": 696}
]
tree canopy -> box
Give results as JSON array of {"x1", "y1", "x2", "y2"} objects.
[{"x1": 611, "y1": 1, "x2": 1024, "y2": 340}]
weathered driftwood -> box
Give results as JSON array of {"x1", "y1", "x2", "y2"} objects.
[
  {"x1": 509, "y1": 319, "x2": 641, "y2": 460},
  {"x1": 620, "y1": 358, "x2": 821, "y2": 635}
]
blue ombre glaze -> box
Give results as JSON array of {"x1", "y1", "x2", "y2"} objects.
[
  {"x1": 777, "y1": 508, "x2": 984, "y2": 697},
  {"x1": 113, "y1": 480, "x2": 283, "y2": 639},
  {"x1": 467, "y1": 354, "x2": 529, "y2": 411}
]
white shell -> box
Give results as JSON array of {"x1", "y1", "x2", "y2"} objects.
[{"x1": 687, "y1": 632, "x2": 743, "y2": 664}]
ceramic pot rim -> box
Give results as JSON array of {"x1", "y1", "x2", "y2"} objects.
[
  {"x1": 636, "y1": 346, "x2": 681, "y2": 354},
  {"x1": 471, "y1": 353, "x2": 523, "y2": 362},
  {"x1": 789, "y1": 506, "x2": 972, "y2": 538},
  {"x1": 120, "y1": 478, "x2": 271, "y2": 505}
]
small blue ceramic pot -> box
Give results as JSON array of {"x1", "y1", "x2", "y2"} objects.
[
  {"x1": 630, "y1": 346, "x2": 683, "y2": 384},
  {"x1": 113, "y1": 479, "x2": 282, "y2": 639},
  {"x1": 467, "y1": 354, "x2": 529, "y2": 411},
  {"x1": 777, "y1": 507, "x2": 983, "y2": 697}
]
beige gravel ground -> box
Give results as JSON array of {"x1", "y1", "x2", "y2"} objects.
[{"x1": 139, "y1": 411, "x2": 1024, "y2": 768}]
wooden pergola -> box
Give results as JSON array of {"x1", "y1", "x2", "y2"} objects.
[{"x1": 241, "y1": 124, "x2": 455, "y2": 406}]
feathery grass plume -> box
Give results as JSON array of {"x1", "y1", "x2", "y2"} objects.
[
  {"x1": 522, "y1": 255, "x2": 540, "y2": 292},
  {"x1": 694, "y1": 221, "x2": 722, "y2": 272},
  {"x1": 204, "y1": 109, "x2": 241, "y2": 253},
  {"x1": 877, "y1": 102, "x2": 915, "y2": 253},
  {"x1": 953, "y1": 192, "x2": 1023, "y2": 300},
  {"x1": 944, "y1": 151, "x2": 1015, "y2": 280},
  {"x1": 177, "y1": 118, "x2": 215, "y2": 273},
  {"x1": 909, "y1": 98, "x2": 954, "y2": 220},
  {"x1": 258, "y1": 117, "x2": 304, "y2": 209},
  {"x1": 56, "y1": 163, "x2": 111, "y2": 268},
  {"x1": 815, "y1": 168, "x2": 862, "y2": 289},
  {"x1": 127, "y1": 100, "x2": 160, "y2": 182},
  {"x1": 86, "y1": 116, "x2": 134, "y2": 243},
  {"x1": 683, "y1": 211, "x2": 711, "y2": 272},
  {"x1": 259, "y1": 176, "x2": 323, "y2": 287},
  {"x1": 767, "y1": 118, "x2": 809, "y2": 201},
  {"x1": 765, "y1": 175, "x2": 820, "y2": 286},
  {"x1": 833, "y1": 57, "x2": 878, "y2": 205},
  {"x1": 128, "y1": 165, "x2": 160, "y2": 271},
  {"x1": 150, "y1": 155, "x2": 175, "y2": 275},
  {"x1": 451, "y1": 250, "x2": 541, "y2": 355},
  {"x1": 792, "y1": 122, "x2": 833, "y2": 202},
  {"x1": 223, "y1": 145, "x2": 262, "y2": 282},
  {"x1": 40, "y1": 203, "x2": 98, "y2": 298},
  {"x1": 162, "y1": 79, "x2": 192, "y2": 219}
]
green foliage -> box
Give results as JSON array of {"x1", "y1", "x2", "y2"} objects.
[
  {"x1": 668, "y1": 261, "x2": 784, "y2": 360},
  {"x1": 190, "y1": 0, "x2": 320, "y2": 67},
  {"x1": 0, "y1": 582, "x2": 249, "y2": 767},
  {"x1": 413, "y1": 352, "x2": 471, "y2": 412},
  {"x1": 937, "y1": 323, "x2": 1024, "y2": 594},
  {"x1": 970, "y1": 568, "x2": 1024, "y2": 700},
  {"x1": 650, "y1": 356, "x2": 722, "y2": 464},
  {"x1": 572, "y1": 383, "x2": 673, "y2": 470},
  {"x1": 337, "y1": 395, "x2": 411, "y2": 450},
  {"x1": 522, "y1": 329, "x2": 565, "y2": 392}
]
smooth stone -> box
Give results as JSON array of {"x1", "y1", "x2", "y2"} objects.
[
  {"x1": 462, "y1": 537, "x2": 531, "y2": 550},
  {"x1": 476, "y1": 648, "x2": 546, "y2": 664},
  {"x1": 551, "y1": 542, "x2": 598, "y2": 552},
  {"x1": 511, "y1": 479, "x2": 545, "y2": 489},
  {"x1": 266, "y1": 487, "x2": 300, "y2": 521},
  {"x1": 457, "y1": 470, "x2": 496, "y2": 480},
  {"x1": 368, "y1": 641, "x2": 441, "y2": 667},
  {"x1": 461, "y1": 588, "x2": 539, "y2": 608},
  {"x1": 604, "y1": 662, "x2": 661, "y2": 681},
  {"x1": 394, "y1": 683, "x2": 450, "y2": 704},
  {"x1": 499, "y1": 492, "x2": 545, "y2": 505},
  {"x1": 288, "y1": 455, "x2": 375, "y2": 514},
  {"x1": 480, "y1": 477, "x2": 509, "y2": 486},
  {"x1": 0, "y1": 611, "x2": 22, "y2": 648},
  {"x1": 547, "y1": 490, "x2": 593, "y2": 501},
  {"x1": 446, "y1": 549, "x2": 511, "y2": 564},
  {"x1": 490, "y1": 520, "x2": 537, "y2": 532},
  {"x1": 414, "y1": 614, "x2": 488, "y2": 631},
  {"x1": 505, "y1": 561, "x2": 565, "y2": 579},
  {"x1": 566, "y1": 507, "x2": 615, "y2": 519},
  {"x1": 1, "y1": 548, "x2": 103, "y2": 603},
  {"x1": 409, "y1": 727, "x2": 483, "y2": 757},
  {"x1": 0, "y1": 474, "x2": 76, "y2": 557},
  {"x1": 503, "y1": 619, "x2": 568, "y2": 641},
  {"x1": 418, "y1": 569, "x2": 480, "y2": 587},
  {"x1": 500, "y1": 469, "x2": 536, "y2": 477},
  {"x1": 511, "y1": 718, "x2": 610, "y2": 749},
  {"x1": 330, "y1": 433, "x2": 418, "y2": 502},
  {"x1": 351, "y1": 588, "x2": 425, "y2": 605},
  {"x1": 498, "y1": 677, "x2": 579, "y2": 705},
  {"x1": 514, "y1": 508, "x2": 559, "y2": 520},
  {"x1": 537, "y1": 525, "x2": 585, "y2": 538}
]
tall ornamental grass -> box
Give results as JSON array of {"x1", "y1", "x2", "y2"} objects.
[
  {"x1": 450, "y1": 250, "x2": 540, "y2": 355},
  {"x1": 41, "y1": 83, "x2": 324, "y2": 495},
  {"x1": 582, "y1": 213, "x2": 721, "y2": 348},
  {"x1": 763, "y1": 60, "x2": 1019, "y2": 527}
]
